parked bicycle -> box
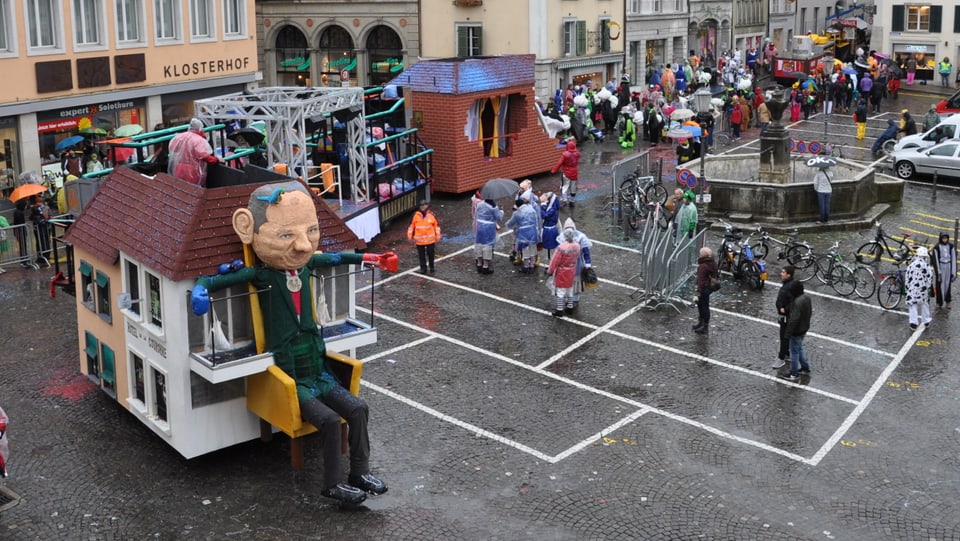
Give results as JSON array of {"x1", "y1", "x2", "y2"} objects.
[
  {"x1": 855, "y1": 220, "x2": 914, "y2": 264},
  {"x1": 717, "y1": 220, "x2": 766, "y2": 290},
  {"x1": 749, "y1": 226, "x2": 812, "y2": 266},
  {"x1": 620, "y1": 174, "x2": 668, "y2": 230},
  {"x1": 877, "y1": 255, "x2": 909, "y2": 310},
  {"x1": 794, "y1": 241, "x2": 856, "y2": 296},
  {"x1": 851, "y1": 263, "x2": 877, "y2": 299}
]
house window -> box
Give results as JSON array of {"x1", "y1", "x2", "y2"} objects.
[
  {"x1": 152, "y1": 367, "x2": 167, "y2": 422},
  {"x1": 653, "y1": 0, "x2": 661, "y2": 11},
  {"x1": 147, "y1": 271, "x2": 162, "y2": 329},
  {"x1": 84, "y1": 331, "x2": 99, "y2": 378},
  {"x1": 95, "y1": 270, "x2": 111, "y2": 321},
  {"x1": 598, "y1": 17, "x2": 610, "y2": 53},
  {"x1": 455, "y1": 23, "x2": 481, "y2": 57},
  {"x1": 115, "y1": 0, "x2": 142, "y2": 43},
  {"x1": 100, "y1": 343, "x2": 115, "y2": 391},
  {"x1": 813, "y1": 7, "x2": 819, "y2": 32},
  {"x1": 154, "y1": 0, "x2": 180, "y2": 41},
  {"x1": 562, "y1": 20, "x2": 576, "y2": 56},
  {"x1": 132, "y1": 352, "x2": 145, "y2": 404},
  {"x1": 906, "y1": 6, "x2": 930, "y2": 31},
  {"x1": 26, "y1": 0, "x2": 61, "y2": 50},
  {"x1": 628, "y1": 0, "x2": 640, "y2": 14},
  {"x1": 124, "y1": 259, "x2": 141, "y2": 317},
  {"x1": 0, "y1": 0, "x2": 16, "y2": 53},
  {"x1": 72, "y1": 0, "x2": 102, "y2": 46},
  {"x1": 188, "y1": 0, "x2": 212, "y2": 39},
  {"x1": 187, "y1": 284, "x2": 254, "y2": 353},
  {"x1": 222, "y1": 0, "x2": 244, "y2": 37},
  {"x1": 79, "y1": 260, "x2": 95, "y2": 310},
  {"x1": 465, "y1": 93, "x2": 522, "y2": 158},
  {"x1": 674, "y1": 0, "x2": 682, "y2": 11}
]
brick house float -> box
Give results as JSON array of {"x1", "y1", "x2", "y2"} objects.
[
  {"x1": 388, "y1": 55, "x2": 561, "y2": 193},
  {"x1": 64, "y1": 166, "x2": 373, "y2": 459}
]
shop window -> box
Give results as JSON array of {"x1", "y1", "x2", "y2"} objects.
[
  {"x1": 131, "y1": 352, "x2": 145, "y2": 405},
  {"x1": 0, "y1": 0, "x2": 17, "y2": 54},
  {"x1": 189, "y1": 0, "x2": 212, "y2": 40},
  {"x1": 115, "y1": 0, "x2": 143, "y2": 44},
  {"x1": 154, "y1": 0, "x2": 181, "y2": 42},
  {"x1": 456, "y1": 24, "x2": 482, "y2": 57},
  {"x1": 123, "y1": 258, "x2": 141, "y2": 318},
  {"x1": 147, "y1": 271, "x2": 163, "y2": 331},
  {"x1": 222, "y1": 0, "x2": 245, "y2": 37},
  {"x1": 95, "y1": 270, "x2": 111, "y2": 322},
  {"x1": 366, "y1": 25, "x2": 402, "y2": 86},
  {"x1": 85, "y1": 331, "x2": 99, "y2": 379},
  {"x1": 276, "y1": 25, "x2": 309, "y2": 86},
  {"x1": 72, "y1": 0, "x2": 104, "y2": 48},
  {"x1": 100, "y1": 343, "x2": 115, "y2": 391},
  {"x1": 318, "y1": 25, "x2": 353, "y2": 86},
  {"x1": 26, "y1": 0, "x2": 63, "y2": 52},
  {"x1": 80, "y1": 260, "x2": 95, "y2": 311}
]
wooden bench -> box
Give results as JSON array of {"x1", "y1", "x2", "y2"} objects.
[{"x1": 246, "y1": 351, "x2": 362, "y2": 469}]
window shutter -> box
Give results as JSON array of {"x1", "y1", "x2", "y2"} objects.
[
  {"x1": 601, "y1": 21, "x2": 610, "y2": 53},
  {"x1": 576, "y1": 20, "x2": 586, "y2": 56},
  {"x1": 890, "y1": 5, "x2": 904, "y2": 32},
  {"x1": 475, "y1": 27, "x2": 482, "y2": 55},
  {"x1": 955, "y1": 6, "x2": 960, "y2": 33},
  {"x1": 929, "y1": 6, "x2": 941, "y2": 32},
  {"x1": 457, "y1": 26, "x2": 468, "y2": 57}
]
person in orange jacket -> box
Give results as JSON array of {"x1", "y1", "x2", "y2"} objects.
[{"x1": 407, "y1": 199, "x2": 441, "y2": 274}]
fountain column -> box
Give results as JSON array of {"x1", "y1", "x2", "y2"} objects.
[{"x1": 759, "y1": 86, "x2": 791, "y2": 184}]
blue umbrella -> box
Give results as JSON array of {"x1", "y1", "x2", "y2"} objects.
[
  {"x1": 681, "y1": 125, "x2": 702, "y2": 137},
  {"x1": 55, "y1": 135, "x2": 85, "y2": 151},
  {"x1": 842, "y1": 67, "x2": 858, "y2": 75}
]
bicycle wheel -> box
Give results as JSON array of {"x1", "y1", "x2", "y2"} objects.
[
  {"x1": 794, "y1": 254, "x2": 817, "y2": 282},
  {"x1": 626, "y1": 203, "x2": 645, "y2": 230},
  {"x1": 750, "y1": 241, "x2": 769, "y2": 262},
  {"x1": 645, "y1": 184, "x2": 668, "y2": 205},
  {"x1": 829, "y1": 264, "x2": 856, "y2": 296},
  {"x1": 855, "y1": 241, "x2": 883, "y2": 264},
  {"x1": 784, "y1": 244, "x2": 811, "y2": 265},
  {"x1": 852, "y1": 265, "x2": 877, "y2": 299},
  {"x1": 619, "y1": 178, "x2": 636, "y2": 202},
  {"x1": 738, "y1": 260, "x2": 763, "y2": 290},
  {"x1": 877, "y1": 275, "x2": 903, "y2": 310},
  {"x1": 815, "y1": 255, "x2": 834, "y2": 284}
]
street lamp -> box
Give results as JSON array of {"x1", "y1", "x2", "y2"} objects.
[{"x1": 693, "y1": 87, "x2": 713, "y2": 197}]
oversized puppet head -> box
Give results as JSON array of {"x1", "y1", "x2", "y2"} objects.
[{"x1": 232, "y1": 180, "x2": 320, "y2": 271}]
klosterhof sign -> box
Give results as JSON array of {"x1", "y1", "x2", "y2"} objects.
[{"x1": 162, "y1": 56, "x2": 252, "y2": 78}]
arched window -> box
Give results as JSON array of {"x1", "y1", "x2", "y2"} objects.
[
  {"x1": 366, "y1": 25, "x2": 403, "y2": 86},
  {"x1": 275, "y1": 26, "x2": 309, "y2": 86},
  {"x1": 319, "y1": 25, "x2": 355, "y2": 86}
]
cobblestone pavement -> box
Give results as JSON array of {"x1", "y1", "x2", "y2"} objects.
[{"x1": 1, "y1": 84, "x2": 960, "y2": 540}]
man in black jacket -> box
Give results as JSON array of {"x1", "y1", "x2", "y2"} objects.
[
  {"x1": 780, "y1": 280, "x2": 812, "y2": 382},
  {"x1": 772, "y1": 265, "x2": 796, "y2": 369}
]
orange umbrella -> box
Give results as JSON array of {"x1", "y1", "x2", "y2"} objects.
[{"x1": 8, "y1": 183, "x2": 49, "y2": 202}]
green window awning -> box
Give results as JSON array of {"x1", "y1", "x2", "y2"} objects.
[
  {"x1": 79, "y1": 260, "x2": 92, "y2": 277},
  {"x1": 85, "y1": 331, "x2": 99, "y2": 359},
  {"x1": 96, "y1": 271, "x2": 109, "y2": 288},
  {"x1": 101, "y1": 345, "x2": 115, "y2": 385}
]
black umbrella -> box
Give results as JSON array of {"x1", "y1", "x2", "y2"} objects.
[
  {"x1": 227, "y1": 127, "x2": 266, "y2": 146},
  {"x1": 480, "y1": 178, "x2": 520, "y2": 200}
]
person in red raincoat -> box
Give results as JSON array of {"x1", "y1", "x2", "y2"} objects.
[
  {"x1": 551, "y1": 140, "x2": 581, "y2": 207},
  {"x1": 547, "y1": 228, "x2": 581, "y2": 317},
  {"x1": 167, "y1": 118, "x2": 221, "y2": 185}
]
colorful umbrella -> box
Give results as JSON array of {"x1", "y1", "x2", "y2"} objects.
[
  {"x1": 8, "y1": 183, "x2": 49, "y2": 202},
  {"x1": 114, "y1": 124, "x2": 144, "y2": 137},
  {"x1": 805, "y1": 156, "x2": 837, "y2": 168},
  {"x1": 670, "y1": 108, "x2": 696, "y2": 121},
  {"x1": 54, "y1": 135, "x2": 85, "y2": 151},
  {"x1": 79, "y1": 127, "x2": 108, "y2": 135},
  {"x1": 666, "y1": 128, "x2": 694, "y2": 140}
]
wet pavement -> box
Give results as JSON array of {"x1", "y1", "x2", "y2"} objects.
[{"x1": 2, "y1": 84, "x2": 960, "y2": 539}]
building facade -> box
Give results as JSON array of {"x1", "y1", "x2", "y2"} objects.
[
  {"x1": 872, "y1": 1, "x2": 958, "y2": 83},
  {"x1": 768, "y1": 0, "x2": 796, "y2": 53},
  {"x1": 254, "y1": 0, "x2": 419, "y2": 89},
  {"x1": 733, "y1": 0, "x2": 768, "y2": 52},
  {"x1": 626, "y1": 0, "x2": 689, "y2": 86},
  {"x1": 418, "y1": 0, "x2": 623, "y2": 101},
  {"x1": 0, "y1": 0, "x2": 258, "y2": 186},
  {"x1": 688, "y1": 0, "x2": 732, "y2": 66}
]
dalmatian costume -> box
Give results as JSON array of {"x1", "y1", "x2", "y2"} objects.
[{"x1": 904, "y1": 246, "x2": 934, "y2": 329}]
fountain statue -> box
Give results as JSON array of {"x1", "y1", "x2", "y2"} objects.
[{"x1": 759, "y1": 85, "x2": 791, "y2": 184}]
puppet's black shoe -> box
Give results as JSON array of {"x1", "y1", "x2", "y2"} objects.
[
  {"x1": 322, "y1": 483, "x2": 367, "y2": 504},
  {"x1": 349, "y1": 473, "x2": 388, "y2": 495}
]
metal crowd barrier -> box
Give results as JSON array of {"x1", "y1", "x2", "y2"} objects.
[
  {"x1": 0, "y1": 215, "x2": 71, "y2": 273},
  {"x1": 627, "y1": 205, "x2": 706, "y2": 312}
]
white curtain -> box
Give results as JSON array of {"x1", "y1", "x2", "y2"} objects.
[{"x1": 464, "y1": 99, "x2": 481, "y2": 141}]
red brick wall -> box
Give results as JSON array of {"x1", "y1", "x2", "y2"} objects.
[{"x1": 410, "y1": 85, "x2": 562, "y2": 194}]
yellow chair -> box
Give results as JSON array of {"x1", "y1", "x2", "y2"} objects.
[{"x1": 246, "y1": 351, "x2": 363, "y2": 469}]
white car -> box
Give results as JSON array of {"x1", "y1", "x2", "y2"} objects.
[
  {"x1": 892, "y1": 115, "x2": 960, "y2": 152},
  {"x1": 891, "y1": 141, "x2": 960, "y2": 180}
]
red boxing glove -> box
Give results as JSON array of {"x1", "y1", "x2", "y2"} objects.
[{"x1": 362, "y1": 252, "x2": 399, "y2": 273}]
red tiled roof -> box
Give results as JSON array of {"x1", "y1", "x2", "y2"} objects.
[{"x1": 64, "y1": 167, "x2": 366, "y2": 281}]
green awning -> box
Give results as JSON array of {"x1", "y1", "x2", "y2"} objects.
[
  {"x1": 101, "y1": 345, "x2": 115, "y2": 384},
  {"x1": 79, "y1": 260, "x2": 92, "y2": 277},
  {"x1": 280, "y1": 57, "x2": 305, "y2": 68},
  {"x1": 297, "y1": 58, "x2": 311, "y2": 71},
  {"x1": 95, "y1": 271, "x2": 109, "y2": 288},
  {"x1": 85, "y1": 332, "x2": 99, "y2": 359}
]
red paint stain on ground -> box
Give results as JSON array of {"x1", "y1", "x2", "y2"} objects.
[{"x1": 41, "y1": 370, "x2": 97, "y2": 401}]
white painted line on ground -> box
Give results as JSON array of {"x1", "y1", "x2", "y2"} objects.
[
  {"x1": 808, "y1": 325, "x2": 925, "y2": 466},
  {"x1": 551, "y1": 409, "x2": 650, "y2": 463},
  {"x1": 360, "y1": 335, "x2": 437, "y2": 364},
  {"x1": 537, "y1": 304, "x2": 645, "y2": 370},
  {"x1": 362, "y1": 380, "x2": 557, "y2": 463}
]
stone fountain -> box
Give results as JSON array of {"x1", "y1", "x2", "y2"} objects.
[{"x1": 688, "y1": 86, "x2": 905, "y2": 229}]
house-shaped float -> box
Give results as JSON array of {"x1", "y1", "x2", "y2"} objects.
[
  {"x1": 388, "y1": 54, "x2": 561, "y2": 193},
  {"x1": 64, "y1": 165, "x2": 375, "y2": 459}
]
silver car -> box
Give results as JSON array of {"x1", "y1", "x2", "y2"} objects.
[{"x1": 891, "y1": 141, "x2": 960, "y2": 180}]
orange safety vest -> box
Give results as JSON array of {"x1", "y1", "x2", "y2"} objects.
[{"x1": 407, "y1": 210, "x2": 441, "y2": 245}]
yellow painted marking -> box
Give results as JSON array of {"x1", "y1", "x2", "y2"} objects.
[
  {"x1": 840, "y1": 440, "x2": 856, "y2": 447},
  {"x1": 909, "y1": 219, "x2": 953, "y2": 231},
  {"x1": 916, "y1": 340, "x2": 931, "y2": 347},
  {"x1": 603, "y1": 437, "x2": 617, "y2": 444},
  {"x1": 886, "y1": 381, "x2": 901, "y2": 388},
  {"x1": 857, "y1": 439, "x2": 875, "y2": 446},
  {"x1": 899, "y1": 226, "x2": 938, "y2": 240},
  {"x1": 915, "y1": 212, "x2": 959, "y2": 223}
]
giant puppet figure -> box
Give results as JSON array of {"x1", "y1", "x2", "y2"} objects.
[{"x1": 190, "y1": 180, "x2": 398, "y2": 506}]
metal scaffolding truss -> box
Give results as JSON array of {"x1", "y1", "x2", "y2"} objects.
[{"x1": 194, "y1": 86, "x2": 370, "y2": 202}]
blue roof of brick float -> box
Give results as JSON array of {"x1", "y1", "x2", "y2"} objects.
[{"x1": 387, "y1": 55, "x2": 536, "y2": 95}]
